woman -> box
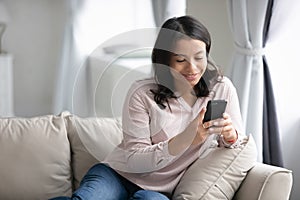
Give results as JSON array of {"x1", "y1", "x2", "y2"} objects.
[{"x1": 51, "y1": 15, "x2": 245, "y2": 200}]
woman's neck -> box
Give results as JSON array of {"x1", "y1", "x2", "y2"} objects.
[{"x1": 181, "y1": 90, "x2": 197, "y2": 107}]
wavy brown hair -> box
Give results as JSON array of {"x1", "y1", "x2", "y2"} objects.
[{"x1": 151, "y1": 16, "x2": 222, "y2": 110}]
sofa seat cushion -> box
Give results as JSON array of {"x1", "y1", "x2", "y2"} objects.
[
  {"x1": 0, "y1": 114, "x2": 72, "y2": 200},
  {"x1": 173, "y1": 135, "x2": 257, "y2": 200}
]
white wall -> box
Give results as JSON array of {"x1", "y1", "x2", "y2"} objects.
[{"x1": 3, "y1": 0, "x2": 67, "y2": 117}]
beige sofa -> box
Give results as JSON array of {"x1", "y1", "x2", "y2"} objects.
[{"x1": 0, "y1": 112, "x2": 293, "y2": 200}]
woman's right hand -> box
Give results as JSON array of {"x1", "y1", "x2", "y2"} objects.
[
  {"x1": 168, "y1": 107, "x2": 211, "y2": 155},
  {"x1": 191, "y1": 107, "x2": 209, "y2": 145}
]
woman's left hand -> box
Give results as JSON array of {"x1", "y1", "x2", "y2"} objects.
[{"x1": 202, "y1": 113, "x2": 237, "y2": 143}]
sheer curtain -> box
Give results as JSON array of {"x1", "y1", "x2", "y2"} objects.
[
  {"x1": 227, "y1": 0, "x2": 283, "y2": 165},
  {"x1": 227, "y1": 0, "x2": 268, "y2": 162},
  {"x1": 53, "y1": 0, "x2": 84, "y2": 115},
  {"x1": 151, "y1": 0, "x2": 186, "y2": 26}
]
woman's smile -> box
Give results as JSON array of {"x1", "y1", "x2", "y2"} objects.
[{"x1": 182, "y1": 73, "x2": 200, "y2": 82}]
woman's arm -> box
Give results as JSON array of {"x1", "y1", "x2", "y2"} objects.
[{"x1": 120, "y1": 83, "x2": 176, "y2": 173}]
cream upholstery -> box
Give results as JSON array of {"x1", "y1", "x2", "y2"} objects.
[
  {"x1": 234, "y1": 162, "x2": 293, "y2": 200},
  {"x1": 0, "y1": 114, "x2": 72, "y2": 200},
  {"x1": 0, "y1": 112, "x2": 293, "y2": 200},
  {"x1": 173, "y1": 136, "x2": 257, "y2": 199}
]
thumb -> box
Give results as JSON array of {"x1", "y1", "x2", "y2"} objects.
[{"x1": 199, "y1": 107, "x2": 207, "y2": 122}]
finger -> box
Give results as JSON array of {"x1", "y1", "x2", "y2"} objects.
[
  {"x1": 213, "y1": 116, "x2": 232, "y2": 127},
  {"x1": 223, "y1": 112, "x2": 230, "y2": 119},
  {"x1": 207, "y1": 126, "x2": 224, "y2": 135},
  {"x1": 220, "y1": 126, "x2": 233, "y2": 134},
  {"x1": 199, "y1": 107, "x2": 207, "y2": 127},
  {"x1": 222, "y1": 130, "x2": 236, "y2": 141},
  {"x1": 199, "y1": 107, "x2": 206, "y2": 119},
  {"x1": 204, "y1": 118, "x2": 224, "y2": 129}
]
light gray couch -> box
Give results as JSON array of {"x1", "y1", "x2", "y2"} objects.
[{"x1": 0, "y1": 112, "x2": 293, "y2": 200}]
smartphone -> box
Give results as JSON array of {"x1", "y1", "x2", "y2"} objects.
[{"x1": 203, "y1": 100, "x2": 227, "y2": 123}]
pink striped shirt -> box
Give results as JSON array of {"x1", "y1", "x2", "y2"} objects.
[{"x1": 104, "y1": 76, "x2": 244, "y2": 196}]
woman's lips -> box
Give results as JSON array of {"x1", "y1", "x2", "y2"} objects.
[{"x1": 183, "y1": 73, "x2": 199, "y2": 81}]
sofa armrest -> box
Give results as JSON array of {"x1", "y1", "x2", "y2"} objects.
[{"x1": 233, "y1": 162, "x2": 293, "y2": 200}]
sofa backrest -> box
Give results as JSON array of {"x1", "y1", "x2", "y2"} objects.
[{"x1": 0, "y1": 112, "x2": 123, "y2": 200}]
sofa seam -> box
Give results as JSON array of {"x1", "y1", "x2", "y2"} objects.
[{"x1": 257, "y1": 170, "x2": 292, "y2": 200}]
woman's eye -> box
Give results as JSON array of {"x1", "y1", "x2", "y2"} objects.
[
  {"x1": 176, "y1": 59, "x2": 185, "y2": 63},
  {"x1": 195, "y1": 57, "x2": 203, "y2": 61}
]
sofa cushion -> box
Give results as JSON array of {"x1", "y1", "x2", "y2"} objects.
[
  {"x1": 65, "y1": 114, "x2": 122, "y2": 189},
  {"x1": 0, "y1": 114, "x2": 72, "y2": 200},
  {"x1": 173, "y1": 135, "x2": 257, "y2": 200}
]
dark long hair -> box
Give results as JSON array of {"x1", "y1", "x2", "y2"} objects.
[{"x1": 151, "y1": 15, "x2": 222, "y2": 109}]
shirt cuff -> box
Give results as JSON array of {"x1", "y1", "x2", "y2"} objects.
[{"x1": 220, "y1": 132, "x2": 242, "y2": 148}]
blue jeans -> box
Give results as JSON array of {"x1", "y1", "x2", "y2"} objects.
[{"x1": 49, "y1": 163, "x2": 169, "y2": 200}]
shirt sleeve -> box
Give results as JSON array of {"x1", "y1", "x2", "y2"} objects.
[
  {"x1": 214, "y1": 77, "x2": 245, "y2": 148},
  {"x1": 108, "y1": 81, "x2": 176, "y2": 173}
]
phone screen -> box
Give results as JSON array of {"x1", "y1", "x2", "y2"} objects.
[{"x1": 203, "y1": 100, "x2": 227, "y2": 123}]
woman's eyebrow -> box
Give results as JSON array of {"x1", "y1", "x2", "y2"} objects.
[
  {"x1": 173, "y1": 53, "x2": 185, "y2": 57},
  {"x1": 195, "y1": 50, "x2": 205, "y2": 55},
  {"x1": 173, "y1": 50, "x2": 205, "y2": 57}
]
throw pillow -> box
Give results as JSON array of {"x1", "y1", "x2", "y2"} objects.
[
  {"x1": 65, "y1": 113, "x2": 123, "y2": 189},
  {"x1": 173, "y1": 135, "x2": 257, "y2": 200},
  {"x1": 0, "y1": 114, "x2": 72, "y2": 200}
]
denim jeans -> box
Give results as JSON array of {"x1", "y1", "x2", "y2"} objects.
[{"x1": 49, "y1": 163, "x2": 169, "y2": 200}]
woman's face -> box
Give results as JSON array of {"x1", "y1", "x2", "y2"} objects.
[{"x1": 170, "y1": 38, "x2": 207, "y2": 87}]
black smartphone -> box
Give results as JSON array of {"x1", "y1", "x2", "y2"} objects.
[{"x1": 203, "y1": 100, "x2": 227, "y2": 123}]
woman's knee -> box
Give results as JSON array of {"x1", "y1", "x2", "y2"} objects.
[
  {"x1": 81, "y1": 163, "x2": 115, "y2": 183},
  {"x1": 131, "y1": 190, "x2": 169, "y2": 200},
  {"x1": 76, "y1": 163, "x2": 128, "y2": 200}
]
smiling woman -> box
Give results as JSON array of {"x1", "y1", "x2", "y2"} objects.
[{"x1": 50, "y1": 15, "x2": 256, "y2": 200}]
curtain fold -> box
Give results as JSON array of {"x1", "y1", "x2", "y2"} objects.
[
  {"x1": 228, "y1": 0, "x2": 283, "y2": 165},
  {"x1": 227, "y1": 0, "x2": 269, "y2": 161},
  {"x1": 262, "y1": 58, "x2": 283, "y2": 167},
  {"x1": 151, "y1": 0, "x2": 186, "y2": 27},
  {"x1": 262, "y1": 0, "x2": 283, "y2": 167},
  {"x1": 53, "y1": 0, "x2": 85, "y2": 115}
]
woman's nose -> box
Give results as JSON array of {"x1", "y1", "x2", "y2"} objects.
[{"x1": 186, "y1": 60, "x2": 197, "y2": 70}]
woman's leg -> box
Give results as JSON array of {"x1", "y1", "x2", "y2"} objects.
[
  {"x1": 71, "y1": 163, "x2": 128, "y2": 200},
  {"x1": 49, "y1": 197, "x2": 73, "y2": 200},
  {"x1": 130, "y1": 190, "x2": 169, "y2": 200}
]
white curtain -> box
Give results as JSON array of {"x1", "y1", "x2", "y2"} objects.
[
  {"x1": 227, "y1": 0, "x2": 270, "y2": 161},
  {"x1": 152, "y1": 0, "x2": 186, "y2": 26},
  {"x1": 53, "y1": 0, "x2": 85, "y2": 115}
]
